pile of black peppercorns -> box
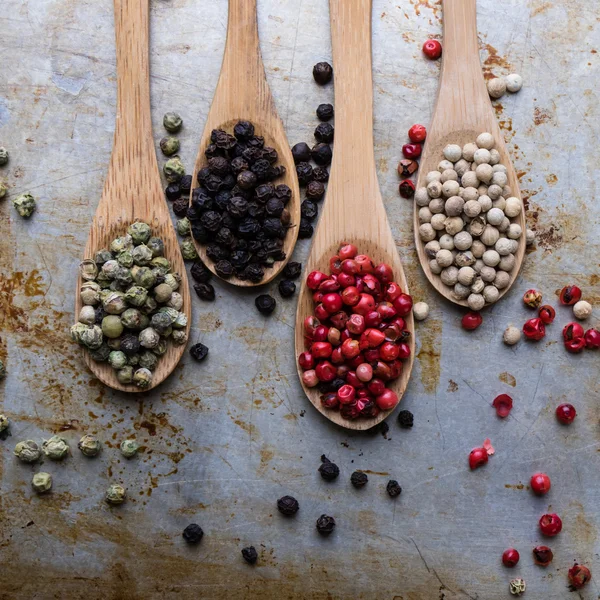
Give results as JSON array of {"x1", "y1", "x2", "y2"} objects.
[{"x1": 188, "y1": 121, "x2": 293, "y2": 283}]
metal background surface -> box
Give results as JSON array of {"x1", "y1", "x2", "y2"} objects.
[{"x1": 1, "y1": 0, "x2": 599, "y2": 598}]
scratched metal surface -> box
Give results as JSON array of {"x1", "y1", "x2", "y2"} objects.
[{"x1": 1, "y1": 0, "x2": 599, "y2": 598}]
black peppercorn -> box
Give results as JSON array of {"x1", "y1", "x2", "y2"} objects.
[
  {"x1": 278, "y1": 279, "x2": 296, "y2": 298},
  {"x1": 242, "y1": 146, "x2": 263, "y2": 164},
  {"x1": 237, "y1": 170, "x2": 257, "y2": 190},
  {"x1": 210, "y1": 128, "x2": 225, "y2": 143},
  {"x1": 194, "y1": 282, "x2": 215, "y2": 301},
  {"x1": 120, "y1": 333, "x2": 140, "y2": 356},
  {"x1": 282, "y1": 261, "x2": 302, "y2": 280},
  {"x1": 298, "y1": 219, "x2": 314, "y2": 238},
  {"x1": 191, "y1": 261, "x2": 212, "y2": 283},
  {"x1": 274, "y1": 184, "x2": 292, "y2": 203},
  {"x1": 291, "y1": 142, "x2": 311, "y2": 164},
  {"x1": 214, "y1": 190, "x2": 232, "y2": 211},
  {"x1": 306, "y1": 181, "x2": 325, "y2": 201},
  {"x1": 312, "y1": 166, "x2": 329, "y2": 183},
  {"x1": 192, "y1": 188, "x2": 213, "y2": 212},
  {"x1": 233, "y1": 120, "x2": 255, "y2": 140},
  {"x1": 350, "y1": 471, "x2": 368, "y2": 488},
  {"x1": 316, "y1": 514, "x2": 335, "y2": 535},
  {"x1": 243, "y1": 264, "x2": 265, "y2": 282},
  {"x1": 179, "y1": 174, "x2": 193, "y2": 195},
  {"x1": 261, "y1": 146, "x2": 278, "y2": 163},
  {"x1": 248, "y1": 135, "x2": 264, "y2": 149},
  {"x1": 221, "y1": 173, "x2": 236, "y2": 190},
  {"x1": 204, "y1": 174, "x2": 223, "y2": 194},
  {"x1": 318, "y1": 455, "x2": 339, "y2": 481},
  {"x1": 247, "y1": 202, "x2": 265, "y2": 219},
  {"x1": 94, "y1": 306, "x2": 107, "y2": 324},
  {"x1": 311, "y1": 143, "x2": 332, "y2": 166},
  {"x1": 231, "y1": 156, "x2": 249, "y2": 174},
  {"x1": 241, "y1": 546, "x2": 258, "y2": 565},
  {"x1": 296, "y1": 162, "x2": 313, "y2": 186},
  {"x1": 265, "y1": 197, "x2": 284, "y2": 217},
  {"x1": 255, "y1": 183, "x2": 274, "y2": 202},
  {"x1": 397, "y1": 410, "x2": 414, "y2": 428},
  {"x1": 182, "y1": 523, "x2": 204, "y2": 544},
  {"x1": 255, "y1": 294, "x2": 276, "y2": 315},
  {"x1": 214, "y1": 131, "x2": 237, "y2": 151},
  {"x1": 189, "y1": 343, "x2": 209, "y2": 362},
  {"x1": 215, "y1": 227, "x2": 235, "y2": 247},
  {"x1": 205, "y1": 143, "x2": 219, "y2": 158},
  {"x1": 165, "y1": 183, "x2": 181, "y2": 201},
  {"x1": 316, "y1": 103, "x2": 334, "y2": 121},
  {"x1": 313, "y1": 62, "x2": 333, "y2": 85},
  {"x1": 197, "y1": 166, "x2": 211, "y2": 185},
  {"x1": 206, "y1": 243, "x2": 230, "y2": 262},
  {"x1": 173, "y1": 198, "x2": 189, "y2": 217},
  {"x1": 386, "y1": 480, "x2": 402, "y2": 498},
  {"x1": 314, "y1": 122, "x2": 334, "y2": 143},
  {"x1": 263, "y1": 218, "x2": 286, "y2": 239},
  {"x1": 277, "y1": 495, "x2": 299, "y2": 516},
  {"x1": 191, "y1": 224, "x2": 209, "y2": 243},
  {"x1": 237, "y1": 218, "x2": 261, "y2": 238},
  {"x1": 215, "y1": 259, "x2": 234, "y2": 279},
  {"x1": 201, "y1": 211, "x2": 222, "y2": 232},
  {"x1": 250, "y1": 159, "x2": 272, "y2": 182},
  {"x1": 301, "y1": 200, "x2": 318, "y2": 221}
]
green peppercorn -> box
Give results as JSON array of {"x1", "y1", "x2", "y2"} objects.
[
  {"x1": 0, "y1": 181, "x2": 8, "y2": 198},
  {"x1": 164, "y1": 157, "x2": 185, "y2": 183},
  {"x1": 79, "y1": 259, "x2": 98, "y2": 281},
  {"x1": 160, "y1": 136, "x2": 180, "y2": 156},
  {"x1": 139, "y1": 350, "x2": 158, "y2": 371},
  {"x1": 139, "y1": 327, "x2": 160, "y2": 349},
  {"x1": 89, "y1": 343, "x2": 111, "y2": 362},
  {"x1": 127, "y1": 221, "x2": 151, "y2": 245},
  {"x1": 166, "y1": 291, "x2": 183, "y2": 311},
  {"x1": 79, "y1": 324, "x2": 104, "y2": 349},
  {"x1": 132, "y1": 244, "x2": 153, "y2": 266},
  {"x1": 127, "y1": 353, "x2": 140, "y2": 366},
  {"x1": 124, "y1": 285, "x2": 148, "y2": 307},
  {"x1": 107, "y1": 337, "x2": 121, "y2": 350},
  {"x1": 151, "y1": 256, "x2": 170, "y2": 274},
  {"x1": 110, "y1": 235, "x2": 133, "y2": 254},
  {"x1": 14, "y1": 440, "x2": 41, "y2": 463},
  {"x1": 172, "y1": 311, "x2": 188, "y2": 329},
  {"x1": 163, "y1": 112, "x2": 183, "y2": 133},
  {"x1": 176, "y1": 217, "x2": 191, "y2": 237},
  {"x1": 171, "y1": 329, "x2": 188, "y2": 345},
  {"x1": 163, "y1": 273, "x2": 180, "y2": 291},
  {"x1": 12, "y1": 193, "x2": 36, "y2": 218},
  {"x1": 147, "y1": 237, "x2": 165, "y2": 257},
  {"x1": 153, "y1": 283, "x2": 173, "y2": 304},
  {"x1": 120, "y1": 439, "x2": 139, "y2": 458},
  {"x1": 0, "y1": 147, "x2": 9, "y2": 166},
  {"x1": 180, "y1": 238, "x2": 198, "y2": 261},
  {"x1": 133, "y1": 367, "x2": 152, "y2": 388},
  {"x1": 103, "y1": 291, "x2": 127, "y2": 315},
  {"x1": 105, "y1": 483, "x2": 127, "y2": 505},
  {"x1": 0, "y1": 360, "x2": 6, "y2": 381},
  {"x1": 94, "y1": 249, "x2": 112, "y2": 264},
  {"x1": 153, "y1": 338, "x2": 168, "y2": 356},
  {"x1": 116, "y1": 250, "x2": 134, "y2": 267},
  {"x1": 116, "y1": 366, "x2": 133, "y2": 384},
  {"x1": 108, "y1": 350, "x2": 128, "y2": 370},
  {"x1": 42, "y1": 436, "x2": 69, "y2": 461},
  {"x1": 80, "y1": 281, "x2": 101, "y2": 306},
  {"x1": 78, "y1": 434, "x2": 102, "y2": 457},
  {"x1": 32, "y1": 472, "x2": 52, "y2": 494},
  {"x1": 0, "y1": 414, "x2": 9, "y2": 432},
  {"x1": 132, "y1": 267, "x2": 157, "y2": 289},
  {"x1": 101, "y1": 315, "x2": 123, "y2": 339}
]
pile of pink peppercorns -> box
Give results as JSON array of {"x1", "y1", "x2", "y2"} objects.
[{"x1": 298, "y1": 244, "x2": 413, "y2": 420}]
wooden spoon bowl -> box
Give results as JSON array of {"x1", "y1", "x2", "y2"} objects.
[
  {"x1": 414, "y1": 0, "x2": 526, "y2": 307},
  {"x1": 294, "y1": 0, "x2": 415, "y2": 431},
  {"x1": 75, "y1": 0, "x2": 190, "y2": 393},
  {"x1": 190, "y1": 0, "x2": 300, "y2": 287}
]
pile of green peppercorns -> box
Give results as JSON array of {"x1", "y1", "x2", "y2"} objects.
[{"x1": 72, "y1": 221, "x2": 188, "y2": 388}]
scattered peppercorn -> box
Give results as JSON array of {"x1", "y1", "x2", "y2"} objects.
[
  {"x1": 568, "y1": 563, "x2": 591, "y2": 590},
  {"x1": 105, "y1": 483, "x2": 127, "y2": 505},
  {"x1": 42, "y1": 435, "x2": 69, "y2": 460},
  {"x1": 350, "y1": 471, "x2": 368, "y2": 488},
  {"x1": 194, "y1": 282, "x2": 215, "y2": 301},
  {"x1": 397, "y1": 159, "x2": 418, "y2": 178},
  {"x1": 160, "y1": 136, "x2": 180, "y2": 156},
  {"x1": 120, "y1": 439, "x2": 139, "y2": 458},
  {"x1": 386, "y1": 480, "x2": 402, "y2": 498},
  {"x1": 282, "y1": 261, "x2": 302, "y2": 280},
  {"x1": 291, "y1": 142, "x2": 311, "y2": 164},
  {"x1": 191, "y1": 261, "x2": 212, "y2": 283},
  {"x1": 165, "y1": 183, "x2": 181, "y2": 201},
  {"x1": 163, "y1": 111, "x2": 183, "y2": 133},
  {"x1": 298, "y1": 219, "x2": 314, "y2": 238},
  {"x1": 189, "y1": 343, "x2": 209, "y2": 362},
  {"x1": 255, "y1": 294, "x2": 276, "y2": 315},
  {"x1": 277, "y1": 495, "x2": 299, "y2": 516},
  {"x1": 172, "y1": 197, "x2": 189, "y2": 217},
  {"x1": 296, "y1": 161, "x2": 313, "y2": 185},
  {"x1": 316, "y1": 514, "x2": 335, "y2": 535},
  {"x1": 32, "y1": 472, "x2": 52, "y2": 494},
  {"x1": 397, "y1": 410, "x2": 414, "y2": 428},
  {"x1": 278, "y1": 279, "x2": 296, "y2": 298},
  {"x1": 314, "y1": 123, "x2": 334, "y2": 143},
  {"x1": 318, "y1": 455, "x2": 340, "y2": 481},
  {"x1": 306, "y1": 180, "x2": 325, "y2": 201},
  {"x1": 182, "y1": 523, "x2": 204, "y2": 543},
  {"x1": 78, "y1": 434, "x2": 102, "y2": 457},
  {"x1": 14, "y1": 440, "x2": 41, "y2": 463},
  {"x1": 532, "y1": 545, "x2": 553, "y2": 566},
  {"x1": 13, "y1": 193, "x2": 36, "y2": 218},
  {"x1": 316, "y1": 103, "x2": 334, "y2": 121},
  {"x1": 422, "y1": 39, "x2": 442, "y2": 60},
  {"x1": 312, "y1": 62, "x2": 333, "y2": 85},
  {"x1": 241, "y1": 546, "x2": 258, "y2": 564},
  {"x1": 311, "y1": 143, "x2": 332, "y2": 166},
  {"x1": 399, "y1": 180, "x2": 415, "y2": 198},
  {"x1": 509, "y1": 578, "x2": 526, "y2": 596},
  {"x1": 312, "y1": 166, "x2": 329, "y2": 182},
  {"x1": 0, "y1": 147, "x2": 9, "y2": 166}
]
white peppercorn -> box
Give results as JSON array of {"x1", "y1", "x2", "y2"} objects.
[
  {"x1": 502, "y1": 185, "x2": 512, "y2": 198},
  {"x1": 415, "y1": 187, "x2": 430, "y2": 207},
  {"x1": 495, "y1": 238, "x2": 512, "y2": 256},
  {"x1": 486, "y1": 207, "x2": 505, "y2": 227},
  {"x1": 440, "y1": 168, "x2": 458, "y2": 182},
  {"x1": 461, "y1": 171, "x2": 479, "y2": 188},
  {"x1": 476, "y1": 132, "x2": 494, "y2": 150},
  {"x1": 499, "y1": 217, "x2": 511, "y2": 233},
  {"x1": 462, "y1": 143, "x2": 478, "y2": 161},
  {"x1": 471, "y1": 240, "x2": 486, "y2": 258},
  {"x1": 427, "y1": 180, "x2": 443, "y2": 199},
  {"x1": 439, "y1": 234, "x2": 454, "y2": 250},
  {"x1": 471, "y1": 277, "x2": 485, "y2": 294},
  {"x1": 436, "y1": 249, "x2": 454, "y2": 268},
  {"x1": 167, "y1": 292, "x2": 184, "y2": 311},
  {"x1": 480, "y1": 266, "x2": 496, "y2": 282},
  {"x1": 463, "y1": 199, "x2": 481, "y2": 218},
  {"x1": 503, "y1": 325, "x2": 521, "y2": 345},
  {"x1": 413, "y1": 302, "x2": 430, "y2": 321},
  {"x1": 454, "y1": 231, "x2": 473, "y2": 251},
  {"x1": 419, "y1": 223, "x2": 436, "y2": 242},
  {"x1": 440, "y1": 266, "x2": 459, "y2": 286},
  {"x1": 457, "y1": 266, "x2": 476, "y2": 286},
  {"x1": 80, "y1": 282, "x2": 101, "y2": 306},
  {"x1": 429, "y1": 198, "x2": 445, "y2": 214},
  {"x1": 504, "y1": 197, "x2": 522, "y2": 218},
  {"x1": 487, "y1": 184, "x2": 503, "y2": 200},
  {"x1": 526, "y1": 229, "x2": 535, "y2": 245},
  {"x1": 443, "y1": 144, "x2": 462, "y2": 162},
  {"x1": 473, "y1": 148, "x2": 491, "y2": 165},
  {"x1": 478, "y1": 195, "x2": 492, "y2": 212},
  {"x1": 499, "y1": 253, "x2": 516, "y2": 271},
  {"x1": 468, "y1": 293, "x2": 485, "y2": 310},
  {"x1": 453, "y1": 282, "x2": 471, "y2": 299},
  {"x1": 43, "y1": 436, "x2": 69, "y2": 460},
  {"x1": 425, "y1": 170, "x2": 442, "y2": 184},
  {"x1": 419, "y1": 207, "x2": 433, "y2": 223},
  {"x1": 442, "y1": 180, "x2": 460, "y2": 198},
  {"x1": 454, "y1": 159, "x2": 470, "y2": 177},
  {"x1": 573, "y1": 300, "x2": 592, "y2": 320},
  {"x1": 487, "y1": 77, "x2": 506, "y2": 99},
  {"x1": 483, "y1": 285, "x2": 500, "y2": 304},
  {"x1": 455, "y1": 251, "x2": 476, "y2": 267},
  {"x1": 429, "y1": 259, "x2": 442, "y2": 275},
  {"x1": 32, "y1": 472, "x2": 53, "y2": 494},
  {"x1": 476, "y1": 184, "x2": 489, "y2": 197},
  {"x1": 424, "y1": 241, "x2": 440, "y2": 259},
  {"x1": 505, "y1": 73, "x2": 523, "y2": 93},
  {"x1": 507, "y1": 223, "x2": 522, "y2": 239},
  {"x1": 491, "y1": 171, "x2": 508, "y2": 187},
  {"x1": 493, "y1": 197, "x2": 507, "y2": 211},
  {"x1": 444, "y1": 216, "x2": 464, "y2": 235},
  {"x1": 444, "y1": 196, "x2": 464, "y2": 216},
  {"x1": 475, "y1": 163, "x2": 493, "y2": 184},
  {"x1": 494, "y1": 271, "x2": 510, "y2": 289},
  {"x1": 482, "y1": 249, "x2": 501, "y2": 267},
  {"x1": 431, "y1": 213, "x2": 447, "y2": 231},
  {"x1": 489, "y1": 149, "x2": 501, "y2": 165}
]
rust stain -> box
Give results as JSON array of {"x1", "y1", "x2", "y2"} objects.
[
  {"x1": 0, "y1": 270, "x2": 45, "y2": 332},
  {"x1": 531, "y1": 1, "x2": 552, "y2": 17},
  {"x1": 499, "y1": 372, "x2": 516, "y2": 387},
  {"x1": 407, "y1": 0, "x2": 441, "y2": 19},
  {"x1": 417, "y1": 318, "x2": 442, "y2": 394},
  {"x1": 504, "y1": 483, "x2": 528, "y2": 490},
  {"x1": 257, "y1": 446, "x2": 275, "y2": 476},
  {"x1": 447, "y1": 379, "x2": 458, "y2": 393},
  {"x1": 545, "y1": 173, "x2": 558, "y2": 185},
  {"x1": 480, "y1": 43, "x2": 513, "y2": 80},
  {"x1": 533, "y1": 106, "x2": 555, "y2": 126}
]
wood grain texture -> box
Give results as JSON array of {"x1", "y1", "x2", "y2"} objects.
[
  {"x1": 414, "y1": 0, "x2": 526, "y2": 307},
  {"x1": 189, "y1": 0, "x2": 300, "y2": 287},
  {"x1": 294, "y1": 0, "x2": 415, "y2": 431},
  {"x1": 74, "y1": 0, "x2": 191, "y2": 392}
]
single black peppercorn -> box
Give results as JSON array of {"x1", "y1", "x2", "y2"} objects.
[
  {"x1": 215, "y1": 259, "x2": 234, "y2": 279},
  {"x1": 314, "y1": 122, "x2": 334, "y2": 143},
  {"x1": 231, "y1": 156, "x2": 249, "y2": 175},
  {"x1": 191, "y1": 225, "x2": 208, "y2": 243},
  {"x1": 192, "y1": 188, "x2": 213, "y2": 212},
  {"x1": 316, "y1": 103, "x2": 334, "y2": 121},
  {"x1": 189, "y1": 343, "x2": 209, "y2": 362},
  {"x1": 318, "y1": 455, "x2": 339, "y2": 481},
  {"x1": 316, "y1": 514, "x2": 336, "y2": 535},
  {"x1": 179, "y1": 174, "x2": 193, "y2": 195},
  {"x1": 386, "y1": 480, "x2": 402, "y2": 498},
  {"x1": 397, "y1": 410, "x2": 414, "y2": 428},
  {"x1": 291, "y1": 142, "x2": 311, "y2": 164},
  {"x1": 265, "y1": 198, "x2": 284, "y2": 218},
  {"x1": 197, "y1": 166, "x2": 211, "y2": 185},
  {"x1": 173, "y1": 198, "x2": 189, "y2": 217},
  {"x1": 298, "y1": 219, "x2": 314, "y2": 239},
  {"x1": 278, "y1": 279, "x2": 296, "y2": 298},
  {"x1": 237, "y1": 170, "x2": 257, "y2": 190},
  {"x1": 204, "y1": 174, "x2": 223, "y2": 193},
  {"x1": 165, "y1": 183, "x2": 181, "y2": 201},
  {"x1": 120, "y1": 333, "x2": 141, "y2": 356},
  {"x1": 247, "y1": 135, "x2": 264, "y2": 149},
  {"x1": 318, "y1": 377, "x2": 346, "y2": 394},
  {"x1": 255, "y1": 294, "x2": 276, "y2": 315},
  {"x1": 201, "y1": 211, "x2": 223, "y2": 232},
  {"x1": 241, "y1": 546, "x2": 258, "y2": 565},
  {"x1": 277, "y1": 495, "x2": 299, "y2": 516},
  {"x1": 313, "y1": 62, "x2": 333, "y2": 85},
  {"x1": 255, "y1": 183, "x2": 274, "y2": 202},
  {"x1": 261, "y1": 146, "x2": 278, "y2": 163},
  {"x1": 182, "y1": 523, "x2": 204, "y2": 544},
  {"x1": 215, "y1": 227, "x2": 235, "y2": 247},
  {"x1": 233, "y1": 120, "x2": 255, "y2": 141},
  {"x1": 301, "y1": 200, "x2": 318, "y2": 222},
  {"x1": 296, "y1": 162, "x2": 313, "y2": 186},
  {"x1": 206, "y1": 244, "x2": 230, "y2": 262},
  {"x1": 306, "y1": 181, "x2": 325, "y2": 201},
  {"x1": 191, "y1": 261, "x2": 212, "y2": 283},
  {"x1": 350, "y1": 471, "x2": 368, "y2": 488},
  {"x1": 282, "y1": 261, "x2": 302, "y2": 280},
  {"x1": 311, "y1": 143, "x2": 332, "y2": 166},
  {"x1": 312, "y1": 166, "x2": 329, "y2": 183},
  {"x1": 194, "y1": 282, "x2": 215, "y2": 301},
  {"x1": 274, "y1": 184, "x2": 292, "y2": 203}
]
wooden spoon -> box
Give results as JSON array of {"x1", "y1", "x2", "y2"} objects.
[
  {"x1": 75, "y1": 0, "x2": 190, "y2": 392},
  {"x1": 294, "y1": 0, "x2": 415, "y2": 431},
  {"x1": 414, "y1": 0, "x2": 526, "y2": 307},
  {"x1": 189, "y1": 0, "x2": 300, "y2": 287}
]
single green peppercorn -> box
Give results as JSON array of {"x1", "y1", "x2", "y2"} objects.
[
  {"x1": 176, "y1": 217, "x2": 191, "y2": 237},
  {"x1": 0, "y1": 147, "x2": 9, "y2": 166},
  {"x1": 14, "y1": 440, "x2": 41, "y2": 463},
  {"x1": 108, "y1": 350, "x2": 128, "y2": 370},
  {"x1": 163, "y1": 112, "x2": 183, "y2": 133},
  {"x1": 78, "y1": 434, "x2": 102, "y2": 457},
  {"x1": 160, "y1": 136, "x2": 180, "y2": 156},
  {"x1": 12, "y1": 193, "x2": 36, "y2": 218},
  {"x1": 0, "y1": 181, "x2": 8, "y2": 198},
  {"x1": 180, "y1": 238, "x2": 198, "y2": 261},
  {"x1": 139, "y1": 350, "x2": 158, "y2": 371},
  {"x1": 42, "y1": 435, "x2": 69, "y2": 460},
  {"x1": 105, "y1": 483, "x2": 127, "y2": 505},
  {"x1": 147, "y1": 237, "x2": 165, "y2": 258},
  {"x1": 164, "y1": 157, "x2": 185, "y2": 183},
  {"x1": 171, "y1": 329, "x2": 188, "y2": 345},
  {"x1": 133, "y1": 367, "x2": 152, "y2": 388},
  {"x1": 102, "y1": 315, "x2": 124, "y2": 339},
  {"x1": 127, "y1": 222, "x2": 152, "y2": 244},
  {"x1": 32, "y1": 472, "x2": 53, "y2": 493},
  {"x1": 0, "y1": 414, "x2": 9, "y2": 432},
  {"x1": 79, "y1": 325, "x2": 104, "y2": 349},
  {"x1": 132, "y1": 244, "x2": 153, "y2": 266},
  {"x1": 153, "y1": 283, "x2": 173, "y2": 304},
  {"x1": 151, "y1": 256, "x2": 170, "y2": 274},
  {"x1": 116, "y1": 366, "x2": 134, "y2": 384},
  {"x1": 120, "y1": 439, "x2": 139, "y2": 458}
]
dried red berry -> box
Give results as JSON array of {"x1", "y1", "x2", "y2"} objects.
[
  {"x1": 399, "y1": 179, "x2": 415, "y2": 198},
  {"x1": 397, "y1": 159, "x2": 418, "y2": 178},
  {"x1": 402, "y1": 143, "x2": 422, "y2": 160},
  {"x1": 563, "y1": 321, "x2": 584, "y2": 341},
  {"x1": 307, "y1": 271, "x2": 328, "y2": 290},
  {"x1": 408, "y1": 124, "x2": 427, "y2": 143},
  {"x1": 523, "y1": 318, "x2": 545, "y2": 341},
  {"x1": 564, "y1": 337, "x2": 586, "y2": 353},
  {"x1": 559, "y1": 285, "x2": 582, "y2": 305},
  {"x1": 338, "y1": 243, "x2": 358, "y2": 260},
  {"x1": 523, "y1": 289, "x2": 543, "y2": 308},
  {"x1": 468, "y1": 447, "x2": 488, "y2": 470},
  {"x1": 584, "y1": 328, "x2": 600, "y2": 348},
  {"x1": 375, "y1": 389, "x2": 398, "y2": 410},
  {"x1": 539, "y1": 513, "x2": 562, "y2": 536},
  {"x1": 462, "y1": 311, "x2": 482, "y2": 330},
  {"x1": 502, "y1": 548, "x2": 520, "y2": 568},
  {"x1": 556, "y1": 403, "x2": 576, "y2": 424},
  {"x1": 422, "y1": 39, "x2": 442, "y2": 60},
  {"x1": 492, "y1": 394, "x2": 513, "y2": 418},
  {"x1": 538, "y1": 305, "x2": 555, "y2": 324},
  {"x1": 530, "y1": 472, "x2": 551, "y2": 495},
  {"x1": 532, "y1": 545, "x2": 553, "y2": 566},
  {"x1": 568, "y1": 563, "x2": 591, "y2": 590},
  {"x1": 392, "y1": 293, "x2": 413, "y2": 316}
]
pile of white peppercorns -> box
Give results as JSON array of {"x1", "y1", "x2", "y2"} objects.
[{"x1": 416, "y1": 132, "x2": 534, "y2": 309}]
